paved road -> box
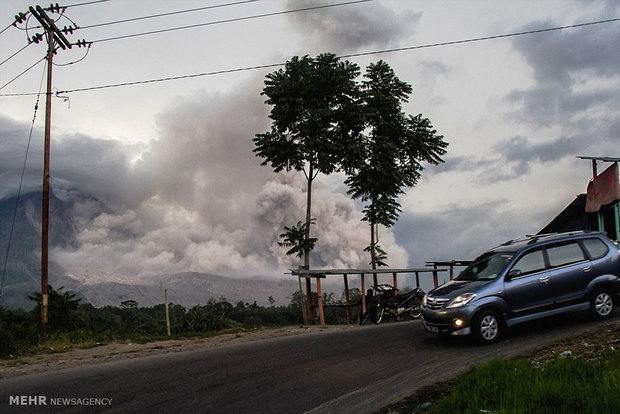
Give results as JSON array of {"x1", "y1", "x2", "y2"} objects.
[{"x1": 1, "y1": 316, "x2": 614, "y2": 414}]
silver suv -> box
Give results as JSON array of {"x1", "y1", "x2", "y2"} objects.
[{"x1": 421, "y1": 231, "x2": 620, "y2": 344}]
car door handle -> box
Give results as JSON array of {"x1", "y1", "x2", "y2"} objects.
[
  {"x1": 583, "y1": 266, "x2": 592, "y2": 272},
  {"x1": 539, "y1": 276, "x2": 550, "y2": 283}
]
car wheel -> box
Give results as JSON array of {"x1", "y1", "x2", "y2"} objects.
[
  {"x1": 591, "y1": 289, "x2": 615, "y2": 320},
  {"x1": 473, "y1": 310, "x2": 501, "y2": 345}
]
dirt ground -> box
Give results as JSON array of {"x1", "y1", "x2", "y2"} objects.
[
  {"x1": 2, "y1": 320, "x2": 620, "y2": 380},
  {"x1": 0, "y1": 324, "x2": 355, "y2": 379}
]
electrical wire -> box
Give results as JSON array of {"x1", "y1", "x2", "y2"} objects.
[
  {"x1": 0, "y1": 55, "x2": 47, "y2": 92},
  {"x1": 53, "y1": 43, "x2": 92, "y2": 66},
  {"x1": 339, "y1": 17, "x2": 620, "y2": 60},
  {"x1": 78, "y1": 0, "x2": 260, "y2": 30},
  {"x1": 2, "y1": 16, "x2": 618, "y2": 97},
  {"x1": 0, "y1": 43, "x2": 32, "y2": 67},
  {"x1": 58, "y1": 16, "x2": 620, "y2": 95},
  {"x1": 65, "y1": 0, "x2": 112, "y2": 7},
  {"x1": 89, "y1": 0, "x2": 372, "y2": 43},
  {"x1": 0, "y1": 23, "x2": 13, "y2": 35},
  {"x1": 0, "y1": 63, "x2": 47, "y2": 301}
]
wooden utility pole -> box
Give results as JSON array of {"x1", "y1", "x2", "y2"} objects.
[
  {"x1": 27, "y1": 5, "x2": 73, "y2": 337},
  {"x1": 164, "y1": 288, "x2": 171, "y2": 337}
]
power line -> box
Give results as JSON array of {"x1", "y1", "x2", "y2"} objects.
[
  {"x1": 0, "y1": 43, "x2": 32, "y2": 66},
  {"x1": 2, "y1": 16, "x2": 619, "y2": 97},
  {"x1": 89, "y1": 0, "x2": 372, "y2": 43},
  {"x1": 78, "y1": 0, "x2": 260, "y2": 30},
  {"x1": 0, "y1": 64, "x2": 47, "y2": 302},
  {"x1": 65, "y1": 0, "x2": 112, "y2": 7},
  {"x1": 0, "y1": 56, "x2": 47, "y2": 92},
  {"x1": 339, "y1": 17, "x2": 620, "y2": 60}
]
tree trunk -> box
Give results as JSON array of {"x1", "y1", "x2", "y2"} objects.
[
  {"x1": 304, "y1": 161, "x2": 314, "y2": 323},
  {"x1": 304, "y1": 162, "x2": 313, "y2": 269}
]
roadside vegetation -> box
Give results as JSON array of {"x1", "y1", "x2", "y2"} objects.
[
  {"x1": 0, "y1": 285, "x2": 363, "y2": 358},
  {"x1": 380, "y1": 322, "x2": 620, "y2": 414}
]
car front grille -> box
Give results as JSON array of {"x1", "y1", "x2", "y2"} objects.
[{"x1": 426, "y1": 296, "x2": 450, "y2": 310}]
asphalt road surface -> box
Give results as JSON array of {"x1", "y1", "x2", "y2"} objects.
[{"x1": 1, "y1": 316, "x2": 614, "y2": 414}]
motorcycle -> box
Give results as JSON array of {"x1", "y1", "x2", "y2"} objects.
[{"x1": 360, "y1": 284, "x2": 425, "y2": 325}]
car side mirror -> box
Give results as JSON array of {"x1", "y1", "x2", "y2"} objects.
[{"x1": 507, "y1": 269, "x2": 521, "y2": 280}]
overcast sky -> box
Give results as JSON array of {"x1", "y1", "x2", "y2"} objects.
[{"x1": 0, "y1": 0, "x2": 619, "y2": 286}]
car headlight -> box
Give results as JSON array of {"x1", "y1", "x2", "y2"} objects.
[
  {"x1": 446, "y1": 293, "x2": 477, "y2": 308},
  {"x1": 422, "y1": 294, "x2": 428, "y2": 307}
]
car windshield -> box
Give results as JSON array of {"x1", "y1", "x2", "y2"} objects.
[{"x1": 457, "y1": 252, "x2": 514, "y2": 281}]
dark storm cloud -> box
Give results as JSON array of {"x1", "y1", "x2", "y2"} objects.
[
  {"x1": 0, "y1": 115, "x2": 135, "y2": 204},
  {"x1": 287, "y1": 0, "x2": 421, "y2": 53},
  {"x1": 393, "y1": 199, "x2": 523, "y2": 265},
  {"x1": 506, "y1": 15, "x2": 620, "y2": 129},
  {"x1": 468, "y1": 10, "x2": 620, "y2": 181}
]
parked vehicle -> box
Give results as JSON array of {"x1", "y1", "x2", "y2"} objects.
[
  {"x1": 421, "y1": 231, "x2": 620, "y2": 344},
  {"x1": 360, "y1": 284, "x2": 425, "y2": 325}
]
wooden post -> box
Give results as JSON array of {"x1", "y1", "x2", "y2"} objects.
[
  {"x1": 361, "y1": 274, "x2": 366, "y2": 313},
  {"x1": 415, "y1": 271, "x2": 420, "y2": 289},
  {"x1": 432, "y1": 268, "x2": 439, "y2": 288},
  {"x1": 449, "y1": 262, "x2": 454, "y2": 280},
  {"x1": 316, "y1": 277, "x2": 325, "y2": 325},
  {"x1": 343, "y1": 274, "x2": 351, "y2": 324},
  {"x1": 305, "y1": 277, "x2": 313, "y2": 325},
  {"x1": 614, "y1": 202, "x2": 619, "y2": 241},
  {"x1": 392, "y1": 272, "x2": 398, "y2": 294},
  {"x1": 164, "y1": 288, "x2": 171, "y2": 337}
]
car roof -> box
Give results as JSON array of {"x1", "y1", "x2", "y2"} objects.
[{"x1": 490, "y1": 231, "x2": 607, "y2": 254}]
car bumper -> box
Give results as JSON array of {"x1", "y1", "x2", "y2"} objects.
[
  {"x1": 421, "y1": 307, "x2": 475, "y2": 336},
  {"x1": 422, "y1": 318, "x2": 471, "y2": 336}
]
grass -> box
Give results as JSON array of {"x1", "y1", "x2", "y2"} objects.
[{"x1": 381, "y1": 347, "x2": 620, "y2": 414}]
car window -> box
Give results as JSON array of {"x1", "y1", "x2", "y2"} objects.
[
  {"x1": 511, "y1": 250, "x2": 545, "y2": 276},
  {"x1": 457, "y1": 252, "x2": 513, "y2": 281},
  {"x1": 581, "y1": 238, "x2": 609, "y2": 259},
  {"x1": 546, "y1": 242, "x2": 586, "y2": 267}
]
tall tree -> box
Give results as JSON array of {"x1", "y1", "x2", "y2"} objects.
[
  {"x1": 254, "y1": 53, "x2": 362, "y2": 270},
  {"x1": 345, "y1": 61, "x2": 448, "y2": 274}
]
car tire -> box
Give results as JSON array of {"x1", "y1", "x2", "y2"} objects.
[
  {"x1": 591, "y1": 289, "x2": 615, "y2": 320},
  {"x1": 473, "y1": 310, "x2": 501, "y2": 345}
]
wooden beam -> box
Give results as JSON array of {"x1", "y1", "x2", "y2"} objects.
[
  {"x1": 316, "y1": 277, "x2": 325, "y2": 325},
  {"x1": 343, "y1": 274, "x2": 351, "y2": 324}
]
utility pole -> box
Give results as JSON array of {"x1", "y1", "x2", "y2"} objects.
[
  {"x1": 25, "y1": 5, "x2": 73, "y2": 337},
  {"x1": 164, "y1": 288, "x2": 171, "y2": 337}
]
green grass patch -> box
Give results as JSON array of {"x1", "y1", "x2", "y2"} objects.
[{"x1": 423, "y1": 350, "x2": 620, "y2": 414}]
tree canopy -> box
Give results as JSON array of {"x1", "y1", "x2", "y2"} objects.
[
  {"x1": 344, "y1": 61, "x2": 448, "y2": 269},
  {"x1": 254, "y1": 53, "x2": 363, "y2": 269},
  {"x1": 254, "y1": 55, "x2": 448, "y2": 272}
]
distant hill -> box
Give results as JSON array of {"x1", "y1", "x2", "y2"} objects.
[
  {"x1": 0, "y1": 191, "x2": 79, "y2": 309},
  {"x1": 0, "y1": 192, "x2": 298, "y2": 310},
  {"x1": 68, "y1": 272, "x2": 299, "y2": 308}
]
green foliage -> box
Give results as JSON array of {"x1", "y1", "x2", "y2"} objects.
[
  {"x1": 278, "y1": 219, "x2": 318, "y2": 258},
  {"x1": 253, "y1": 53, "x2": 362, "y2": 176},
  {"x1": 0, "y1": 286, "x2": 306, "y2": 357},
  {"x1": 342, "y1": 60, "x2": 448, "y2": 269},
  {"x1": 364, "y1": 242, "x2": 388, "y2": 267},
  {"x1": 256, "y1": 56, "x2": 448, "y2": 271},
  {"x1": 28, "y1": 285, "x2": 82, "y2": 331},
  {"x1": 345, "y1": 60, "x2": 448, "y2": 229},
  {"x1": 254, "y1": 53, "x2": 364, "y2": 268},
  {"x1": 427, "y1": 353, "x2": 620, "y2": 414}
]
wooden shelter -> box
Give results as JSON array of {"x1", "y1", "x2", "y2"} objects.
[{"x1": 291, "y1": 267, "x2": 447, "y2": 325}]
